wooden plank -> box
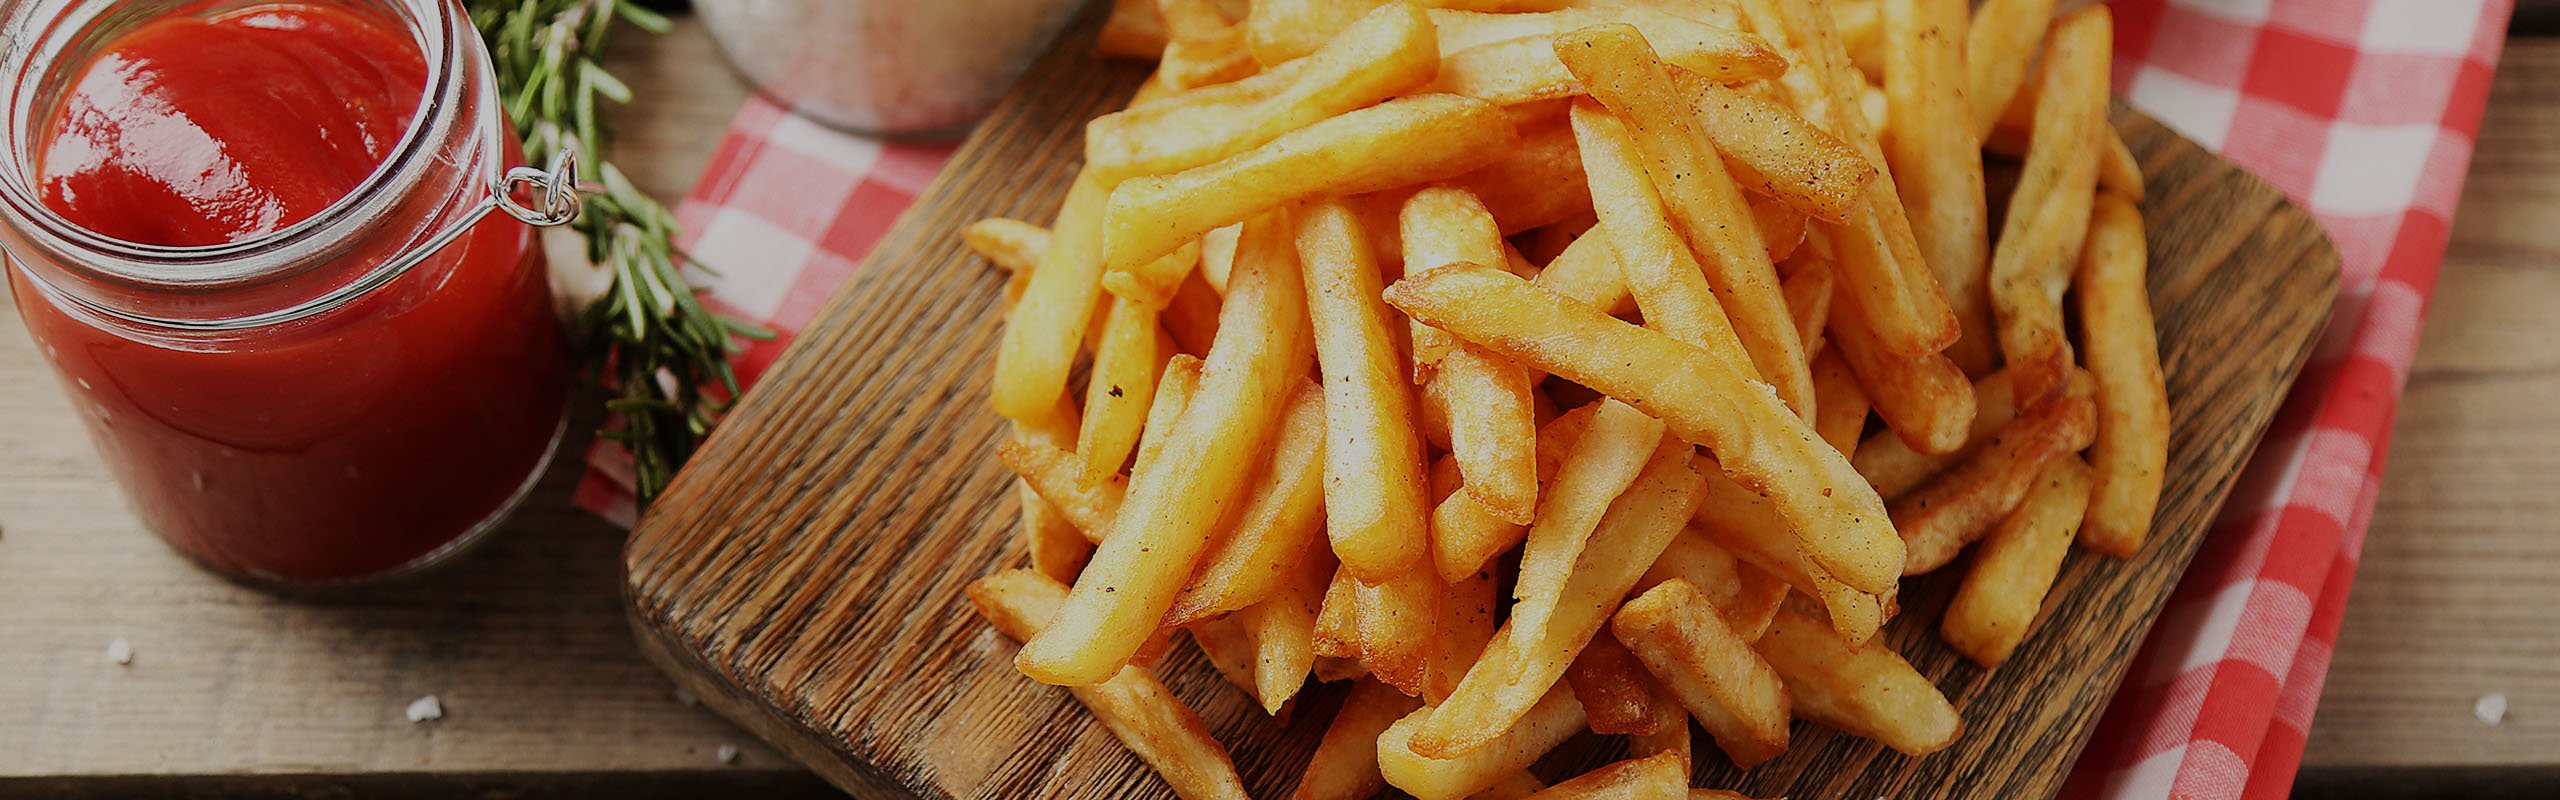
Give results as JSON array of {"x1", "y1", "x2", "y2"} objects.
[
  {"x1": 2302, "y1": 39, "x2": 2560, "y2": 770},
  {"x1": 620, "y1": 10, "x2": 2341, "y2": 800},
  {"x1": 0, "y1": 18, "x2": 780, "y2": 780}
]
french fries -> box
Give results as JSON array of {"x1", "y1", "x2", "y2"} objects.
[
  {"x1": 1944, "y1": 454, "x2": 2096, "y2": 667},
  {"x1": 2076, "y1": 193, "x2": 2167, "y2": 557},
  {"x1": 969, "y1": 0, "x2": 2164, "y2": 791},
  {"x1": 1990, "y1": 6, "x2": 2110, "y2": 409}
]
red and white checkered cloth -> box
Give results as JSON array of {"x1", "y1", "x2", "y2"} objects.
[{"x1": 577, "y1": 2, "x2": 2514, "y2": 797}]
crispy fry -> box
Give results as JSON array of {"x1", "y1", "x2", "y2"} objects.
[
  {"x1": 1237, "y1": 545, "x2": 1334, "y2": 712},
  {"x1": 1000, "y1": 438, "x2": 1123, "y2": 543},
  {"x1": 1294, "y1": 678, "x2": 1426, "y2": 800},
  {"x1": 1883, "y1": 0, "x2": 1997, "y2": 376},
  {"x1": 1568, "y1": 101, "x2": 1762, "y2": 390},
  {"x1": 1432, "y1": 15, "x2": 1784, "y2": 106},
  {"x1": 1779, "y1": 250, "x2": 1833, "y2": 353},
  {"x1": 1449, "y1": 113, "x2": 1592, "y2": 235},
  {"x1": 1105, "y1": 94, "x2": 1518, "y2": 273},
  {"x1": 1165, "y1": 271, "x2": 1225, "y2": 354},
  {"x1": 1755, "y1": 603, "x2": 1960, "y2": 756},
  {"x1": 1018, "y1": 212, "x2": 1312, "y2": 686},
  {"x1": 1411, "y1": 438, "x2": 1703, "y2": 758},
  {"x1": 1355, "y1": 563, "x2": 1442, "y2": 696},
  {"x1": 1564, "y1": 629, "x2": 1662, "y2": 736},
  {"x1": 1080, "y1": 296, "x2": 1167, "y2": 481},
  {"x1": 1020, "y1": 483, "x2": 1094, "y2": 583},
  {"x1": 1157, "y1": 0, "x2": 1259, "y2": 90},
  {"x1": 1852, "y1": 367, "x2": 2075, "y2": 499},
  {"x1": 1740, "y1": 0, "x2": 1961, "y2": 357},
  {"x1": 1966, "y1": 0, "x2": 2059, "y2": 140},
  {"x1": 1810, "y1": 348, "x2": 1871, "y2": 456},
  {"x1": 1522, "y1": 752, "x2": 1686, "y2": 800},
  {"x1": 1402, "y1": 188, "x2": 1541, "y2": 524},
  {"x1": 1992, "y1": 6, "x2": 2110, "y2": 409},
  {"x1": 1101, "y1": 0, "x2": 1171, "y2": 60},
  {"x1": 1536, "y1": 229, "x2": 1637, "y2": 316},
  {"x1": 1893, "y1": 389, "x2": 2097, "y2": 575},
  {"x1": 1315, "y1": 566, "x2": 1360, "y2": 659},
  {"x1": 1830, "y1": 269, "x2": 1977, "y2": 455},
  {"x1": 2076, "y1": 193, "x2": 2167, "y2": 556},
  {"x1": 1300, "y1": 200, "x2": 1435, "y2": 581},
  {"x1": 1092, "y1": 3, "x2": 1437, "y2": 183},
  {"x1": 1678, "y1": 74, "x2": 1877, "y2": 224},
  {"x1": 1245, "y1": 0, "x2": 1573, "y2": 65},
  {"x1": 969, "y1": 570, "x2": 1252, "y2": 800},
  {"x1": 1626, "y1": 678, "x2": 1692, "y2": 770},
  {"x1": 1470, "y1": 772, "x2": 1550, "y2": 800},
  {"x1": 1105, "y1": 237, "x2": 1208, "y2": 310},
  {"x1": 1165, "y1": 380, "x2": 1328, "y2": 626},
  {"x1": 1378, "y1": 684, "x2": 1588, "y2": 800},
  {"x1": 1687, "y1": 464, "x2": 1889, "y2": 645},
  {"x1": 1506, "y1": 401, "x2": 1667, "y2": 644},
  {"x1": 1191, "y1": 615, "x2": 1264, "y2": 702},
  {"x1": 1944, "y1": 454, "x2": 2095, "y2": 667},
  {"x1": 1615, "y1": 580, "x2": 1792, "y2": 768},
  {"x1": 1834, "y1": 0, "x2": 1885, "y2": 82},
  {"x1": 1638, "y1": 526, "x2": 1787, "y2": 642},
  {"x1": 1428, "y1": 565, "x2": 1502, "y2": 704},
  {"x1": 1560, "y1": 32, "x2": 1815, "y2": 418},
  {"x1": 1751, "y1": 194, "x2": 1809, "y2": 262},
  {"x1": 1384, "y1": 265, "x2": 1905, "y2": 596},
  {"x1": 1430, "y1": 403, "x2": 1598, "y2": 583},
  {"x1": 1987, "y1": 80, "x2": 2144, "y2": 202},
  {"x1": 965, "y1": 218, "x2": 1051, "y2": 274},
  {"x1": 1199, "y1": 223, "x2": 1241, "y2": 293},
  {"x1": 993, "y1": 169, "x2": 1111, "y2": 420}
]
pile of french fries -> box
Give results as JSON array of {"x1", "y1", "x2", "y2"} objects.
[{"x1": 961, "y1": 0, "x2": 2170, "y2": 797}]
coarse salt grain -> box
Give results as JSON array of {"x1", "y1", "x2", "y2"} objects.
[
  {"x1": 2474, "y1": 693, "x2": 2508, "y2": 726},
  {"x1": 716, "y1": 744, "x2": 740, "y2": 765},
  {"x1": 404, "y1": 695, "x2": 444, "y2": 723},
  {"x1": 104, "y1": 638, "x2": 132, "y2": 666}
]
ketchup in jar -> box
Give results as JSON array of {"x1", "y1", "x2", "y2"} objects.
[{"x1": 0, "y1": 0, "x2": 574, "y2": 584}]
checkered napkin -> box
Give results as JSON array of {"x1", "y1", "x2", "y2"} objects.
[{"x1": 576, "y1": 2, "x2": 2514, "y2": 797}]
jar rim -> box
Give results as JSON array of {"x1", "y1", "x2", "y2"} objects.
[{"x1": 0, "y1": 0, "x2": 479, "y2": 293}]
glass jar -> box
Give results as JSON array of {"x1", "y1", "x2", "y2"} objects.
[
  {"x1": 699, "y1": 0, "x2": 1084, "y2": 135},
  {"x1": 0, "y1": 0, "x2": 574, "y2": 585}
]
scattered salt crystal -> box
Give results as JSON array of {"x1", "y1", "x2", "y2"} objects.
[
  {"x1": 104, "y1": 638, "x2": 132, "y2": 666},
  {"x1": 404, "y1": 695, "x2": 444, "y2": 723},
  {"x1": 716, "y1": 744, "x2": 740, "y2": 765},
  {"x1": 673, "y1": 688, "x2": 699, "y2": 707},
  {"x1": 2475, "y1": 693, "x2": 2508, "y2": 726}
]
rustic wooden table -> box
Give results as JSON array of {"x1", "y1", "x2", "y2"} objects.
[{"x1": 1, "y1": 15, "x2": 2554, "y2": 800}]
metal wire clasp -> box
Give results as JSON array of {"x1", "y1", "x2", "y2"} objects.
[{"x1": 373, "y1": 149, "x2": 583, "y2": 280}]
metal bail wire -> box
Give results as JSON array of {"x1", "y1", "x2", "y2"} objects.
[{"x1": 366, "y1": 148, "x2": 583, "y2": 284}]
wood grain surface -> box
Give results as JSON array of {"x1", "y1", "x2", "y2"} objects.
[{"x1": 620, "y1": 14, "x2": 2341, "y2": 800}]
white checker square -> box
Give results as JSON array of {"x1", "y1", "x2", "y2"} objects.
[
  {"x1": 765, "y1": 111, "x2": 886, "y2": 173},
  {"x1": 689, "y1": 207, "x2": 817, "y2": 320},
  {"x1": 2129, "y1": 66, "x2": 2242, "y2": 151},
  {"x1": 2310, "y1": 123, "x2": 2442, "y2": 216},
  {"x1": 2358, "y1": 0, "x2": 2487, "y2": 56}
]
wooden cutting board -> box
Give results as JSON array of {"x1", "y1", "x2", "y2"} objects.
[{"x1": 621, "y1": 13, "x2": 2340, "y2": 800}]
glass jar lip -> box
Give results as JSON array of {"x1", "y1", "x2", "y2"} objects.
[{"x1": 0, "y1": 0, "x2": 471, "y2": 289}]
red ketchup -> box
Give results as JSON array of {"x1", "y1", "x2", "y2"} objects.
[{"x1": 8, "y1": 2, "x2": 570, "y2": 583}]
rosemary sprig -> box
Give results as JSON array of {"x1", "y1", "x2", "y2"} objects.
[{"x1": 470, "y1": 0, "x2": 769, "y2": 504}]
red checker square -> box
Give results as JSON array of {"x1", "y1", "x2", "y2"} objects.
[
  {"x1": 2444, "y1": 55, "x2": 2496, "y2": 133},
  {"x1": 2339, "y1": 52, "x2": 2461, "y2": 126},
  {"x1": 2266, "y1": 0, "x2": 2372, "y2": 44},
  {"x1": 869, "y1": 139, "x2": 961, "y2": 196},
  {"x1": 816, "y1": 179, "x2": 925, "y2": 264},
  {"x1": 2109, "y1": 0, "x2": 2165, "y2": 67},
  {"x1": 2221, "y1": 98, "x2": 2331, "y2": 201},
  {"x1": 726, "y1": 145, "x2": 864, "y2": 241},
  {"x1": 767, "y1": 250, "x2": 862, "y2": 340},
  {"x1": 2241, "y1": 28, "x2": 2359, "y2": 119},
  {"x1": 2146, "y1": 5, "x2": 2265, "y2": 85}
]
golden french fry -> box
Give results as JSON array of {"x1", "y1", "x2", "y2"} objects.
[
  {"x1": 1092, "y1": 3, "x2": 1436, "y2": 183},
  {"x1": 1314, "y1": 655, "x2": 1367, "y2": 684},
  {"x1": 1430, "y1": 403, "x2": 1598, "y2": 583},
  {"x1": 1017, "y1": 211, "x2": 1312, "y2": 686},
  {"x1": 1190, "y1": 615, "x2": 1263, "y2": 702},
  {"x1": 1522, "y1": 752, "x2": 1686, "y2": 800},
  {"x1": 1755, "y1": 603, "x2": 1961, "y2": 756},
  {"x1": 1678, "y1": 74, "x2": 1877, "y2": 224},
  {"x1": 1893, "y1": 389, "x2": 2097, "y2": 575},
  {"x1": 1104, "y1": 237, "x2": 1207, "y2": 310},
  {"x1": 1378, "y1": 684, "x2": 1588, "y2": 800},
  {"x1": 1470, "y1": 772, "x2": 1549, "y2": 800},
  {"x1": 1449, "y1": 112, "x2": 1591, "y2": 235},
  {"x1": 1833, "y1": 0, "x2": 1885, "y2": 82},
  {"x1": 1157, "y1": 0, "x2": 1259, "y2": 90},
  {"x1": 1536, "y1": 229, "x2": 1637, "y2": 316},
  {"x1": 1564, "y1": 628, "x2": 1662, "y2": 736},
  {"x1": 993, "y1": 169, "x2": 1110, "y2": 420},
  {"x1": 2076, "y1": 192, "x2": 2166, "y2": 556},
  {"x1": 1164, "y1": 271, "x2": 1225, "y2": 355},
  {"x1": 1236, "y1": 545, "x2": 1334, "y2": 712},
  {"x1": 968, "y1": 570, "x2": 1252, "y2": 800},
  {"x1": 1431, "y1": 14, "x2": 1785, "y2": 106},
  {"x1": 1105, "y1": 93, "x2": 1519, "y2": 276},
  {"x1": 1355, "y1": 564, "x2": 1442, "y2": 696},
  {"x1": 1626, "y1": 678, "x2": 1692, "y2": 772},
  {"x1": 1101, "y1": 0, "x2": 1171, "y2": 60},
  {"x1": 1402, "y1": 188, "x2": 1540, "y2": 524},
  {"x1": 1080, "y1": 295, "x2": 1167, "y2": 482},
  {"x1": 1851, "y1": 367, "x2": 2060, "y2": 499},
  {"x1": 1164, "y1": 380, "x2": 1328, "y2": 627},
  {"x1": 1967, "y1": 0, "x2": 2060, "y2": 139},
  {"x1": 965, "y1": 218, "x2": 1051, "y2": 275},
  {"x1": 1992, "y1": 6, "x2": 2110, "y2": 410},
  {"x1": 1638, "y1": 526, "x2": 1786, "y2": 642},
  {"x1": 1427, "y1": 565, "x2": 1502, "y2": 704},
  {"x1": 1000, "y1": 438, "x2": 1123, "y2": 543},
  {"x1": 1292, "y1": 678, "x2": 1426, "y2": 800},
  {"x1": 1244, "y1": 0, "x2": 1573, "y2": 65},
  {"x1": 1020, "y1": 483, "x2": 1094, "y2": 583},
  {"x1": 2101, "y1": 128, "x2": 2145, "y2": 201},
  {"x1": 1944, "y1": 454, "x2": 2095, "y2": 667},
  {"x1": 1740, "y1": 0, "x2": 1960, "y2": 358},
  {"x1": 1615, "y1": 579, "x2": 1792, "y2": 768},
  {"x1": 1830, "y1": 269, "x2": 1977, "y2": 455},
  {"x1": 1751, "y1": 194, "x2": 1809, "y2": 263},
  {"x1": 1779, "y1": 250, "x2": 1833, "y2": 354},
  {"x1": 1506, "y1": 401, "x2": 1667, "y2": 644},
  {"x1": 1300, "y1": 200, "x2": 1435, "y2": 581},
  {"x1": 1199, "y1": 223, "x2": 1241, "y2": 293},
  {"x1": 1384, "y1": 265, "x2": 1905, "y2": 597},
  {"x1": 1882, "y1": 0, "x2": 1997, "y2": 377},
  {"x1": 1986, "y1": 77, "x2": 2145, "y2": 202},
  {"x1": 1315, "y1": 566, "x2": 1360, "y2": 659},
  {"x1": 1810, "y1": 348, "x2": 1871, "y2": 456},
  {"x1": 1560, "y1": 30, "x2": 1815, "y2": 419},
  {"x1": 1412, "y1": 438, "x2": 1703, "y2": 758},
  {"x1": 1687, "y1": 463, "x2": 1888, "y2": 646},
  {"x1": 1568, "y1": 101, "x2": 1762, "y2": 391}
]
